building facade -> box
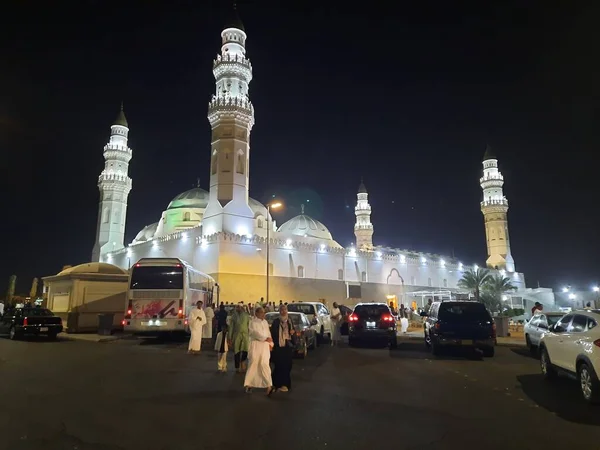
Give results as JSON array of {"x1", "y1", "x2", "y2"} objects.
[{"x1": 93, "y1": 12, "x2": 553, "y2": 310}]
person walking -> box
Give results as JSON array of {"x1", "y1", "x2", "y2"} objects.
[
  {"x1": 270, "y1": 304, "x2": 294, "y2": 392},
  {"x1": 215, "y1": 323, "x2": 229, "y2": 373},
  {"x1": 228, "y1": 303, "x2": 250, "y2": 373},
  {"x1": 216, "y1": 303, "x2": 228, "y2": 333},
  {"x1": 203, "y1": 303, "x2": 215, "y2": 339},
  {"x1": 244, "y1": 307, "x2": 274, "y2": 396},
  {"x1": 330, "y1": 302, "x2": 341, "y2": 346},
  {"x1": 188, "y1": 301, "x2": 206, "y2": 354}
]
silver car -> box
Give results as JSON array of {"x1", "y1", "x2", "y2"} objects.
[{"x1": 524, "y1": 312, "x2": 565, "y2": 353}]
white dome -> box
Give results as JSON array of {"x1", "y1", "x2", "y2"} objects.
[
  {"x1": 132, "y1": 222, "x2": 158, "y2": 244},
  {"x1": 278, "y1": 214, "x2": 333, "y2": 240},
  {"x1": 58, "y1": 262, "x2": 128, "y2": 276},
  {"x1": 167, "y1": 188, "x2": 209, "y2": 210}
]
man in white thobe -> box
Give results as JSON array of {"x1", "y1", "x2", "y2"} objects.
[
  {"x1": 203, "y1": 304, "x2": 215, "y2": 339},
  {"x1": 244, "y1": 307, "x2": 274, "y2": 395},
  {"x1": 188, "y1": 301, "x2": 206, "y2": 354}
]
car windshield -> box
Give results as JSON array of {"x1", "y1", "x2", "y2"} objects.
[
  {"x1": 265, "y1": 313, "x2": 302, "y2": 327},
  {"x1": 21, "y1": 308, "x2": 53, "y2": 317},
  {"x1": 130, "y1": 266, "x2": 184, "y2": 290},
  {"x1": 354, "y1": 305, "x2": 389, "y2": 317},
  {"x1": 287, "y1": 304, "x2": 316, "y2": 315},
  {"x1": 547, "y1": 315, "x2": 562, "y2": 326},
  {"x1": 438, "y1": 302, "x2": 490, "y2": 321}
]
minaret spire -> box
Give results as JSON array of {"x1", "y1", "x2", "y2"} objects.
[
  {"x1": 354, "y1": 179, "x2": 374, "y2": 250},
  {"x1": 92, "y1": 105, "x2": 133, "y2": 262},
  {"x1": 480, "y1": 147, "x2": 515, "y2": 271},
  {"x1": 202, "y1": 6, "x2": 254, "y2": 236}
]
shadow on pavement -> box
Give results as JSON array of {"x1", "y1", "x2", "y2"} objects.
[
  {"x1": 518, "y1": 374, "x2": 600, "y2": 425},
  {"x1": 138, "y1": 334, "x2": 189, "y2": 346},
  {"x1": 510, "y1": 347, "x2": 538, "y2": 360},
  {"x1": 389, "y1": 342, "x2": 486, "y2": 361}
]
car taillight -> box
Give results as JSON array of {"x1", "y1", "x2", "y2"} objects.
[
  {"x1": 349, "y1": 314, "x2": 358, "y2": 322},
  {"x1": 382, "y1": 314, "x2": 394, "y2": 322},
  {"x1": 125, "y1": 300, "x2": 133, "y2": 319},
  {"x1": 121, "y1": 320, "x2": 126, "y2": 326},
  {"x1": 593, "y1": 339, "x2": 600, "y2": 348},
  {"x1": 184, "y1": 319, "x2": 189, "y2": 326},
  {"x1": 178, "y1": 299, "x2": 184, "y2": 319},
  {"x1": 23, "y1": 317, "x2": 28, "y2": 326},
  {"x1": 434, "y1": 322, "x2": 441, "y2": 330}
]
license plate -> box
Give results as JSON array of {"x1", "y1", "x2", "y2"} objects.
[
  {"x1": 142, "y1": 320, "x2": 162, "y2": 326},
  {"x1": 460, "y1": 340, "x2": 473, "y2": 345},
  {"x1": 40, "y1": 327, "x2": 48, "y2": 332},
  {"x1": 367, "y1": 321, "x2": 376, "y2": 328}
]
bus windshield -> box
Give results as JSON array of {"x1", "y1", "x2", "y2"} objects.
[{"x1": 130, "y1": 266, "x2": 184, "y2": 290}]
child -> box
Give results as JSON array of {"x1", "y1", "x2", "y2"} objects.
[{"x1": 214, "y1": 323, "x2": 229, "y2": 372}]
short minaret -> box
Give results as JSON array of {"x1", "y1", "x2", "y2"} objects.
[
  {"x1": 202, "y1": 7, "x2": 255, "y2": 236},
  {"x1": 354, "y1": 179, "x2": 374, "y2": 250},
  {"x1": 91, "y1": 105, "x2": 133, "y2": 262},
  {"x1": 480, "y1": 145, "x2": 515, "y2": 271}
]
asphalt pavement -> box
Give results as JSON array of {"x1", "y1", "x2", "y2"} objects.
[{"x1": 0, "y1": 335, "x2": 599, "y2": 450}]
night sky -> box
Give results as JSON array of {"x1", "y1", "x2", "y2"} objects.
[{"x1": 1, "y1": 1, "x2": 598, "y2": 294}]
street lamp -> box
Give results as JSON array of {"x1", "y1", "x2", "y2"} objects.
[
  {"x1": 593, "y1": 286, "x2": 599, "y2": 293},
  {"x1": 569, "y1": 293, "x2": 576, "y2": 300},
  {"x1": 266, "y1": 202, "x2": 282, "y2": 304}
]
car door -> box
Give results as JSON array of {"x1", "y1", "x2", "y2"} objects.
[
  {"x1": 319, "y1": 304, "x2": 332, "y2": 334},
  {"x1": 425, "y1": 303, "x2": 439, "y2": 340},
  {"x1": 546, "y1": 314, "x2": 574, "y2": 369},
  {"x1": 534, "y1": 315, "x2": 552, "y2": 346},
  {"x1": 563, "y1": 314, "x2": 589, "y2": 372},
  {"x1": 526, "y1": 315, "x2": 540, "y2": 344}
]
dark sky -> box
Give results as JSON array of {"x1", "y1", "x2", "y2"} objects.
[{"x1": 1, "y1": 0, "x2": 599, "y2": 294}]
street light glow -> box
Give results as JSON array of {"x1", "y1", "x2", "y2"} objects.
[
  {"x1": 562, "y1": 287, "x2": 569, "y2": 293},
  {"x1": 593, "y1": 286, "x2": 600, "y2": 293},
  {"x1": 569, "y1": 293, "x2": 576, "y2": 300},
  {"x1": 270, "y1": 202, "x2": 282, "y2": 209}
]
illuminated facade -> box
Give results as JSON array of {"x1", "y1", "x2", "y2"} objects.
[
  {"x1": 480, "y1": 145, "x2": 515, "y2": 272},
  {"x1": 92, "y1": 12, "x2": 553, "y2": 311}
]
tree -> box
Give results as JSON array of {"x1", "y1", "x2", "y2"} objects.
[
  {"x1": 29, "y1": 277, "x2": 39, "y2": 301},
  {"x1": 5, "y1": 275, "x2": 16, "y2": 306},
  {"x1": 482, "y1": 274, "x2": 517, "y2": 314},
  {"x1": 457, "y1": 268, "x2": 490, "y2": 301}
]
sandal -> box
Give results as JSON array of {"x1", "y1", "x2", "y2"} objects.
[
  {"x1": 266, "y1": 387, "x2": 275, "y2": 397},
  {"x1": 245, "y1": 386, "x2": 252, "y2": 394}
]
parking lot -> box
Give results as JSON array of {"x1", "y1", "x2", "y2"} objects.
[{"x1": 0, "y1": 335, "x2": 599, "y2": 450}]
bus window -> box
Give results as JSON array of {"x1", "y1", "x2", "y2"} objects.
[{"x1": 130, "y1": 266, "x2": 184, "y2": 290}]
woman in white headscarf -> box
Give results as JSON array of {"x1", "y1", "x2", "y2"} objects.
[{"x1": 243, "y1": 307, "x2": 274, "y2": 396}]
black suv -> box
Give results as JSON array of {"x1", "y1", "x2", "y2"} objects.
[
  {"x1": 422, "y1": 301, "x2": 496, "y2": 357},
  {"x1": 348, "y1": 303, "x2": 397, "y2": 348}
]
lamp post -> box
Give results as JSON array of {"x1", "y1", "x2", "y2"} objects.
[{"x1": 266, "y1": 202, "x2": 282, "y2": 304}]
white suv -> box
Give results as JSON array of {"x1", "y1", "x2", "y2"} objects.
[
  {"x1": 539, "y1": 310, "x2": 600, "y2": 403},
  {"x1": 287, "y1": 302, "x2": 332, "y2": 342}
]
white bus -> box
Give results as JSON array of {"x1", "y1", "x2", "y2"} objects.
[{"x1": 123, "y1": 258, "x2": 215, "y2": 336}]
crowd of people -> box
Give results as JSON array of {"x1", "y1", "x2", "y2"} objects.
[{"x1": 186, "y1": 299, "x2": 297, "y2": 397}]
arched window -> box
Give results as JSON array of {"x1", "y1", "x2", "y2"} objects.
[
  {"x1": 102, "y1": 208, "x2": 109, "y2": 223},
  {"x1": 428, "y1": 277, "x2": 432, "y2": 287},
  {"x1": 183, "y1": 212, "x2": 191, "y2": 221},
  {"x1": 443, "y1": 278, "x2": 448, "y2": 288},
  {"x1": 211, "y1": 150, "x2": 218, "y2": 175},
  {"x1": 298, "y1": 266, "x2": 305, "y2": 278},
  {"x1": 338, "y1": 269, "x2": 343, "y2": 281},
  {"x1": 236, "y1": 150, "x2": 245, "y2": 174},
  {"x1": 257, "y1": 218, "x2": 263, "y2": 228},
  {"x1": 361, "y1": 271, "x2": 367, "y2": 282}
]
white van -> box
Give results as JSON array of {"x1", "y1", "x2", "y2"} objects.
[{"x1": 287, "y1": 302, "x2": 332, "y2": 342}]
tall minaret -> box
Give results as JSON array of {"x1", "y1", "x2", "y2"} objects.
[
  {"x1": 354, "y1": 179, "x2": 374, "y2": 250},
  {"x1": 480, "y1": 145, "x2": 515, "y2": 271},
  {"x1": 202, "y1": 7, "x2": 255, "y2": 237},
  {"x1": 91, "y1": 105, "x2": 133, "y2": 262}
]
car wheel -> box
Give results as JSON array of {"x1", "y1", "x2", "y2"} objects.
[
  {"x1": 9, "y1": 326, "x2": 19, "y2": 340},
  {"x1": 424, "y1": 330, "x2": 431, "y2": 348},
  {"x1": 482, "y1": 346, "x2": 495, "y2": 357},
  {"x1": 430, "y1": 338, "x2": 441, "y2": 356},
  {"x1": 349, "y1": 337, "x2": 357, "y2": 347},
  {"x1": 578, "y1": 363, "x2": 600, "y2": 404},
  {"x1": 389, "y1": 337, "x2": 398, "y2": 349},
  {"x1": 540, "y1": 347, "x2": 557, "y2": 380},
  {"x1": 525, "y1": 335, "x2": 536, "y2": 355},
  {"x1": 317, "y1": 326, "x2": 325, "y2": 343}
]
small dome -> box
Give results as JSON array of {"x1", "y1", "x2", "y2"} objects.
[
  {"x1": 248, "y1": 197, "x2": 272, "y2": 220},
  {"x1": 58, "y1": 262, "x2": 128, "y2": 276},
  {"x1": 132, "y1": 222, "x2": 158, "y2": 244},
  {"x1": 278, "y1": 214, "x2": 333, "y2": 240},
  {"x1": 167, "y1": 188, "x2": 210, "y2": 210},
  {"x1": 358, "y1": 179, "x2": 367, "y2": 194},
  {"x1": 483, "y1": 144, "x2": 495, "y2": 161},
  {"x1": 113, "y1": 105, "x2": 128, "y2": 127}
]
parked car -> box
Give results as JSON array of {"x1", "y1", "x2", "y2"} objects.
[
  {"x1": 348, "y1": 303, "x2": 397, "y2": 348},
  {"x1": 524, "y1": 312, "x2": 565, "y2": 353},
  {"x1": 265, "y1": 311, "x2": 318, "y2": 358},
  {"x1": 422, "y1": 301, "x2": 496, "y2": 357},
  {"x1": 339, "y1": 304, "x2": 352, "y2": 336},
  {"x1": 0, "y1": 307, "x2": 63, "y2": 340},
  {"x1": 287, "y1": 302, "x2": 333, "y2": 343},
  {"x1": 539, "y1": 310, "x2": 600, "y2": 403}
]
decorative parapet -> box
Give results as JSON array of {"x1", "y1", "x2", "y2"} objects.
[{"x1": 481, "y1": 198, "x2": 509, "y2": 208}]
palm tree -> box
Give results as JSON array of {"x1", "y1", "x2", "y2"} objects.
[
  {"x1": 483, "y1": 274, "x2": 517, "y2": 313},
  {"x1": 457, "y1": 268, "x2": 491, "y2": 301}
]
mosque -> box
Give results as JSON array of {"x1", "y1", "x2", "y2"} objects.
[{"x1": 90, "y1": 10, "x2": 554, "y2": 310}]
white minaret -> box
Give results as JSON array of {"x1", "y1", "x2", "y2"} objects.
[
  {"x1": 202, "y1": 7, "x2": 255, "y2": 237},
  {"x1": 91, "y1": 105, "x2": 133, "y2": 262},
  {"x1": 480, "y1": 145, "x2": 515, "y2": 272},
  {"x1": 354, "y1": 179, "x2": 374, "y2": 250}
]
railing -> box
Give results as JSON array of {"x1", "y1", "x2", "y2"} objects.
[
  {"x1": 481, "y1": 198, "x2": 508, "y2": 207},
  {"x1": 213, "y1": 53, "x2": 252, "y2": 69},
  {"x1": 208, "y1": 96, "x2": 254, "y2": 114}
]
